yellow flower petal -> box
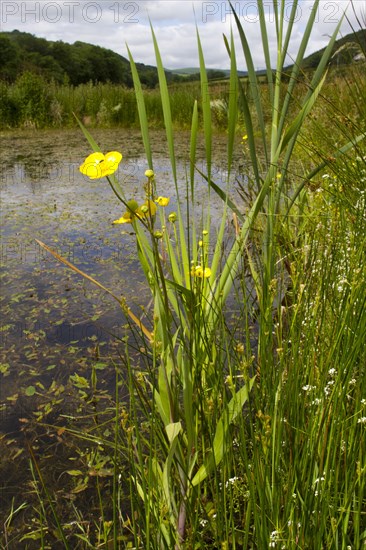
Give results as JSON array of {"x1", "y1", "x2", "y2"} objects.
[
  {"x1": 155, "y1": 196, "x2": 170, "y2": 207},
  {"x1": 112, "y1": 212, "x2": 133, "y2": 224},
  {"x1": 79, "y1": 151, "x2": 122, "y2": 179},
  {"x1": 83, "y1": 152, "x2": 105, "y2": 165},
  {"x1": 145, "y1": 169, "x2": 154, "y2": 178},
  {"x1": 101, "y1": 151, "x2": 123, "y2": 176},
  {"x1": 79, "y1": 152, "x2": 105, "y2": 179}
]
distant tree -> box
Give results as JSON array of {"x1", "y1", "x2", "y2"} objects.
[
  {"x1": 138, "y1": 67, "x2": 159, "y2": 88},
  {"x1": 207, "y1": 69, "x2": 227, "y2": 80},
  {"x1": 25, "y1": 52, "x2": 64, "y2": 82},
  {"x1": 51, "y1": 41, "x2": 72, "y2": 73},
  {"x1": 0, "y1": 35, "x2": 20, "y2": 82}
]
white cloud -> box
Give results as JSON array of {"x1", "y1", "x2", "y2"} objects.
[{"x1": 1, "y1": 1, "x2": 364, "y2": 70}]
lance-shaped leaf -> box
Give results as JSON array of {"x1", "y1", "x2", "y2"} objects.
[
  {"x1": 191, "y1": 376, "x2": 256, "y2": 486},
  {"x1": 127, "y1": 45, "x2": 153, "y2": 170}
]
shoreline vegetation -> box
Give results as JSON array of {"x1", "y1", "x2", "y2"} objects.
[
  {"x1": 0, "y1": 28, "x2": 365, "y2": 132},
  {"x1": 0, "y1": 65, "x2": 365, "y2": 131},
  {"x1": 1, "y1": 2, "x2": 366, "y2": 549}
]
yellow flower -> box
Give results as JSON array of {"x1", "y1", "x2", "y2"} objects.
[
  {"x1": 155, "y1": 196, "x2": 170, "y2": 207},
  {"x1": 112, "y1": 199, "x2": 157, "y2": 224},
  {"x1": 137, "y1": 200, "x2": 157, "y2": 218},
  {"x1": 145, "y1": 169, "x2": 154, "y2": 178},
  {"x1": 168, "y1": 212, "x2": 177, "y2": 223},
  {"x1": 191, "y1": 265, "x2": 211, "y2": 278},
  {"x1": 80, "y1": 151, "x2": 122, "y2": 179},
  {"x1": 112, "y1": 213, "x2": 133, "y2": 224},
  {"x1": 112, "y1": 200, "x2": 139, "y2": 224}
]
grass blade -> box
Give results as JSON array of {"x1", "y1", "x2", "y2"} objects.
[
  {"x1": 127, "y1": 45, "x2": 153, "y2": 169},
  {"x1": 230, "y1": 1, "x2": 268, "y2": 166},
  {"x1": 227, "y1": 29, "x2": 238, "y2": 180},
  {"x1": 150, "y1": 23, "x2": 177, "y2": 184},
  {"x1": 196, "y1": 27, "x2": 212, "y2": 181}
]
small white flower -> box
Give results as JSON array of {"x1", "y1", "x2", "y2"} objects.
[
  {"x1": 311, "y1": 398, "x2": 322, "y2": 406},
  {"x1": 269, "y1": 530, "x2": 280, "y2": 545},
  {"x1": 225, "y1": 476, "x2": 239, "y2": 487},
  {"x1": 357, "y1": 417, "x2": 366, "y2": 425}
]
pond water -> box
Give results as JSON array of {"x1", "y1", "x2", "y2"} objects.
[
  {"x1": 0, "y1": 128, "x2": 251, "y2": 536},
  {"x1": 0, "y1": 128, "x2": 244, "y2": 432}
]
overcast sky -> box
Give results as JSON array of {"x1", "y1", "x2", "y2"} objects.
[{"x1": 1, "y1": 1, "x2": 364, "y2": 69}]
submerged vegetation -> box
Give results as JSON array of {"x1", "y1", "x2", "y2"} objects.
[{"x1": 1, "y1": 1, "x2": 366, "y2": 548}]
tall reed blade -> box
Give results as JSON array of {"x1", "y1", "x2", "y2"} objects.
[{"x1": 127, "y1": 45, "x2": 153, "y2": 169}]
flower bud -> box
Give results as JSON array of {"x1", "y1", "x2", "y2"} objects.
[{"x1": 155, "y1": 196, "x2": 170, "y2": 207}]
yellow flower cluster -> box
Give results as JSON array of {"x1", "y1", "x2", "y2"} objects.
[
  {"x1": 113, "y1": 200, "x2": 157, "y2": 225},
  {"x1": 191, "y1": 265, "x2": 212, "y2": 278},
  {"x1": 79, "y1": 151, "x2": 122, "y2": 179},
  {"x1": 80, "y1": 156, "x2": 171, "y2": 226},
  {"x1": 112, "y1": 195, "x2": 170, "y2": 225}
]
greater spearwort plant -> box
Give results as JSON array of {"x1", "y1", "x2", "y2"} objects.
[{"x1": 33, "y1": 1, "x2": 366, "y2": 548}]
